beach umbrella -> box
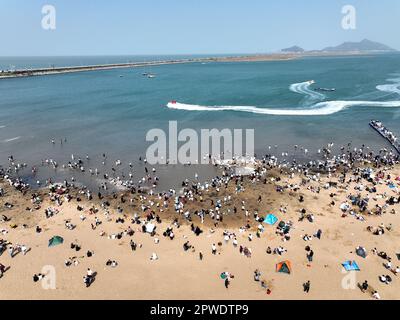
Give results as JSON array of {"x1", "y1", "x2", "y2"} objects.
[
  {"x1": 264, "y1": 214, "x2": 278, "y2": 226},
  {"x1": 145, "y1": 223, "x2": 156, "y2": 233},
  {"x1": 356, "y1": 247, "x2": 367, "y2": 258},
  {"x1": 48, "y1": 236, "x2": 64, "y2": 247},
  {"x1": 278, "y1": 221, "x2": 286, "y2": 229}
]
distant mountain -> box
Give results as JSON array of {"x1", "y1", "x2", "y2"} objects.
[
  {"x1": 322, "y1": 39, "x2": 395, "y2": 52},
  {"x1": 281, "y1": 45, "x2": 305, "y2": 53}
]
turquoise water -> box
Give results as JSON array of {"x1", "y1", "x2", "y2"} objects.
[{"x1": 0, "y1": 53, "x2": 400, "y2": 187}]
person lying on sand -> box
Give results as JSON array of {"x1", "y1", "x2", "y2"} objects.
[{"x1": 33, "y1": 273, "x2": 45, "y2": 282}]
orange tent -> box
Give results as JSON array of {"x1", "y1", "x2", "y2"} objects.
[{"x1": 276, "y1": 260, "x2": 292, "y2": 274}]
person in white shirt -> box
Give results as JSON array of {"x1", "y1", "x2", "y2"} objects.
[
  {"x1": 394, "y1": 266, "x2": 400, "y2": 275},
  {"x1": 212, "y1": 244, "x2": 217, "y2": 255},
  {"x1": 372, "y1": 291, "x2": 381, "y2": 300},
  {"x1": 150, "y1": 253, "x2": 158, "y2": 260},
  {"x1": 232, "y1": 238, "x2": 238, "y2": 247}
]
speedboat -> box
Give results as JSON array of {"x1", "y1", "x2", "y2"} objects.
[{"x1": 314, "y1": 87, "x2": 336, "y2": 92}]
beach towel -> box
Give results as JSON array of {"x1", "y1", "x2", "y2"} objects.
[
  {"x1": 342, "y1": 260, "x2": 360, "y2": 271},
  {"x1": 264, "y1": 214, "x2": 278, "y2": 225}
]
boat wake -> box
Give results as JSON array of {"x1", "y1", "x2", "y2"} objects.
[
  {"x1": 289, "y1": 81, "x2": 325, "y2": 104},
  {"x1": 376, "y1": 75, "x2": 400, "y2": 96},
  {"x1": 167, "y1": 78, "x2": 400, "y2": 116},
  {"x1": 167, "y1": 100, "x2": 400, "y2": 116},
  {"x1": 3, "y1": 136, "x2": 21, "y2": 142}
]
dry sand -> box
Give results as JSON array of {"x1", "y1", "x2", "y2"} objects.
[{"x1": 0, "y1": 165, "x2": 399, "y2": 300}]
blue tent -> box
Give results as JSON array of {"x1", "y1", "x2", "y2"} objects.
[
  {"x1": 264, "y1": 214, "x2": 278, "y2": 225},
  {"x1": 342, "y1": 260, "x2": 360, "y2": 271}
]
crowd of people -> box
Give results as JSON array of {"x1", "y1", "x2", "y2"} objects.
[{"x1": 1, "y1": 140, "x2": 400, "y2": 298}]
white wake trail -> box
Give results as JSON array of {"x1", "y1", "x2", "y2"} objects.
[
  {"x1": 3, "y1": 136, "x2": 21, "y2": 142},
  {"x1": 289, "y1": 81, "x2": 326, "y2": 102},
  {"x1": 376, "y1": 76, "x2": 400, "y2": 96},
  {"x1": 167, "y1": 100, "x2": 400, "y2": 116}
]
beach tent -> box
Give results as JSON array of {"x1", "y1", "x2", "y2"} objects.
[
  {"x1": 276, "y1": 260, "x2": 292, "y2": 274},
  {"x1": 396, "y1": 253, "x2": 400, "y2": 261},
  {"x1": 48, "y1": 236, "x2": 64, "y2": 247},
  {"x1": 264, "y1": 214, "x2": 278, "y2": 225},
  {"x1": 356, "y1": 247, "x2": 367, "y2": 258},
  {"x1": 342, "y1": 260, "x2": 360, "y2": 271}
]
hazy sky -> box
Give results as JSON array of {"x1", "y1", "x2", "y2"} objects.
[{"x1": 0, "y1": 0, "x2": 399, "y2": 56}]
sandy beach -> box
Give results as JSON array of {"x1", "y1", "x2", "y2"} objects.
[{"x1": 1, "y1": 154, "x2": 399, "y2": 300}]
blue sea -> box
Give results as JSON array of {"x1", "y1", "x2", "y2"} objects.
[{"x1": 1, "y1": 53, "x2": 400, "y2": 189}]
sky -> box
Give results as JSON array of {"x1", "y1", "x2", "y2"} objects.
[{"x1": 0, "y1": 0, "x2": 399, "y2": 56}]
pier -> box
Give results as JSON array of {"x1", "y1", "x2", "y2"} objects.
[
  {"x1": 369, "y1": 120, "x2": 400, "y2": 154},
  {"x1": 0, "y1": 54, "x2": 298, "y2": 80},
  {"x1": 0, "y1": 58, "x2": 202, "y2": 79}
]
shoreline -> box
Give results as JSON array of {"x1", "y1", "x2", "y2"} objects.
[
  {"x1": 1, "y1": 146, "x2": 400, "y2": 299},
  {"x1": 0, "y1": 51, "x2": 382, "y2": 80}
]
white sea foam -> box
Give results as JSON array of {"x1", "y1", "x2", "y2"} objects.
[
  {"x1": 167, "y1": 100, "x2": 400, "y2": 116},
  {"x1": 0, "y1": 126, "x2": 5, "y2": 129},
  {"x1": 3, "y1": 136, "x2": 21, "y2": 142},
  {"x1": 376, "y1": 76, "x2": 400, "y2": 96}
]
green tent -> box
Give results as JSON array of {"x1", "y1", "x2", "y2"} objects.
[{"x1": 48, "y1": 236, "x2": 64, "y2": 247}]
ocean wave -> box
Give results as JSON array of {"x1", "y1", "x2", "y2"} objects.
[
  {"x1": 166, "y1": 100, "x2": 400, "y2": 116},
  {"x1": 3, "y1": 136, "x2": 21, "y2": 142},
  {"x1": 0, "y1": 125, "x2": 5, "y2": 129},
  {"x1": 289, "y1": 80, "x2": 326, "y2": 102}
]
